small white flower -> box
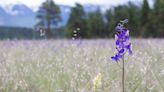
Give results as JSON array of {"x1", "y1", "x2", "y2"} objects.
[
  {"x1": 73, "y1": 30, "x2": 77, "y2": 33},
  {"x1": 72, "y1": 37, "x2": 75, "y2": 40},
  {"x1": 125, "y1": 30, "x2": 129, "y2": 36},
  {"x1": 77, "y1": 28, "x2": 80, "y2": 30},
  {"x1": 115, "y1": 34, "x2": 118, "y2": 40},
  {"x1": 73, "y1": 34, "x2": 77, "y2": 37}
]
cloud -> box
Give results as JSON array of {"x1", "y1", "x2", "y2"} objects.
[
  {"x1": 0, "y1": 0, "x2": 142, "y2": 7},
  {"x1": 0, "y1": 0, "x2": 153, "y2": 10},
  {"x1": 0, "y1": 0, "x2": 43, "y2": 7},
  {"x1": 54, "y1": 0, "x2": 142, "y2": 6}
]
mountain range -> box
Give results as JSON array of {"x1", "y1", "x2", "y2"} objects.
[{"x1": 0, "y1": 4, "x2": 107, "y2": 28}]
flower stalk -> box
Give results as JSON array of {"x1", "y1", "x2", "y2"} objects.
[
  {"x1": 111, "y1": 19, "x2": 132, "y2": 92},
  {"x1": 122, "y1": 54, "x2": 125, "y2": 92}
]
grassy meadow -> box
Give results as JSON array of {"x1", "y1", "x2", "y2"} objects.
[{"x1": 0, "y1": 39, "x2": 164, "y2": 92}]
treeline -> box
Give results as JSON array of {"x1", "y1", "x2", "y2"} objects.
[
  {"x1": 0, "y1": 0, "x2": 163, "y2": 39},
  {"x1": 0, "y1": 26, "x2": 34, "y2": 39},
  {"x1": 36, "y1": 0, "x2": 164, "y2": 38},
  {"x1": 0, "y1": 26, "x2": 64, "y2": 39},
  {"x1": 107, "y1": 0, "x2": 164, "y2": 38}
]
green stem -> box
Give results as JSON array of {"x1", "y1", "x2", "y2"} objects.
[{"x1": 122, "y1": 54, "x2": 125, "y2": 92}]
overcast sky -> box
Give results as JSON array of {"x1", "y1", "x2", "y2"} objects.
[{"x1": 0, "y1": 0, "x2": 153, "y2": 10}]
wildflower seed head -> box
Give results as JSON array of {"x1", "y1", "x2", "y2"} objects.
[{"x1": 93, "y1": 73, "x2": 102, "y2": 92}]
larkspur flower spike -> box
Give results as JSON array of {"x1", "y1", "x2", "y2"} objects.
[{"x1": 111, "y1": 19, "x2": 132, "y2": 61}]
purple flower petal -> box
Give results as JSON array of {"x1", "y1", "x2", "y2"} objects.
[
  {"x1": 115, "y1": 26, "x2": 120, "y2": 31},
  {"x1": 122, "y1": 30, "x2": 126, "y2": 35},
  {"x1": 123, "y1": 36, "x2": 129, "y2": 42},
  {"x1": 123, "y1": 19, "x2": 128, "y2": 23},
  {"x1": 119, "y1": 48, "x2": 125, "y2": 54},
  {"x1": 116, "y1": 40, "x2": 120, "y2": 45},
  {"x1": 125, "y1": 43, "x2": 131, "y2": 49},
  {"x1": 111, "y1": 56, "x2": 118, "y2": 61},
  {"x1": 111, "y1": 54, "x2": 122, "y2": 61},
  {"x1": 128, "y1": 48, "x2": 132, "y2": 55}
]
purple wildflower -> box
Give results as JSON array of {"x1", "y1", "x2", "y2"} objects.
[{"x1": 111, "y1": 19, "x2": 132, "y2": 61}]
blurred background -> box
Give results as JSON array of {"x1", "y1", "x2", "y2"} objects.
[{"x1": 0, "y1": 0, "x2": 163, "y2": 39}]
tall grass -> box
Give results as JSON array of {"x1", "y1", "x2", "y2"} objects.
[{"x1": 0, "y1": 39, "x2": 164, "y2": 92}]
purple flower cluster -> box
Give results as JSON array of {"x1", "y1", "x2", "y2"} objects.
[{"x1": 111, "y1": 19, "x2": 132, "y2": 61}]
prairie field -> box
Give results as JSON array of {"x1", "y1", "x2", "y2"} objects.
[{"x1": 0, "y1": 39, "x2": 164, "y2": 92}]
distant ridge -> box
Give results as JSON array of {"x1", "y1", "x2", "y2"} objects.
[{"x1": 0, "y1": 4, "x2": 108, "y2": 28}]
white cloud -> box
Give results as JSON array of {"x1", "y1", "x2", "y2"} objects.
[
  {"x1": 0, "y1": 0, "x2": 153, "y2": 10},
  {"x1": 53, "y1": 0, "x2": 142, "y2": 6},
  {"x1": 0, "y1": 0, "x2": 43, "y2": 8}
]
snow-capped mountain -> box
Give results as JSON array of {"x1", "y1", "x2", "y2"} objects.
[
  {"x1": 0, "y1": 4, "x2": 72, "y2": 28},
  {"x1": 0, "y1": 4, "x2": 36, "y2": 28},
  {"x1": 0, "y1": 4, "x2": 107, "y2": 28},
  {"x1": 11, "y1": 4, "x2": 35, "y2": 16},
  {"x1": 0, "y1": 6, "x2": 10, "y2": 25}
]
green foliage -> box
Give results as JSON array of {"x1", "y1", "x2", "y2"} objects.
[
  {"x1": 66, "y1": 3, "x2": 88, "y2": 38},
  {"x1": 105, "y1": 2, "x2": 140, "y2": 38},
  {"x1": 153, "y1": 0, "x2": 164, "y2": 37},
  {"x1": 140, "y1": 0, "x2": 150, "y2": 37},
  {"x1": 64, "y1": 0, "x2": 164, "y2": 38},
  {"x1": 141, "y1": 0, "x2": 150, "y2": 25},
  {"x1": 1, "y1": 0, "x2": 164, "y2": 39},
  {"x1": 0, "y1": 26, "x2": 34, "y2": 39},
  {"x1": 36, "y1": 0, "x2": 61, "y2": 38},
  {"x1": 127, "y1": 2, "x2": 140, "y2": 37},
  {"x1": 105, "y1": 9, "x2": 115, "y2": 38},
  {"x1": 0, "y1": 26, "x2": 65, "y2": 39},
  {"x1": 104, "y1": 0, "x2": 164, "y2": 38},
  {"x1": 87, "y1": 9, "x2": 106, "y2": 38}
]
